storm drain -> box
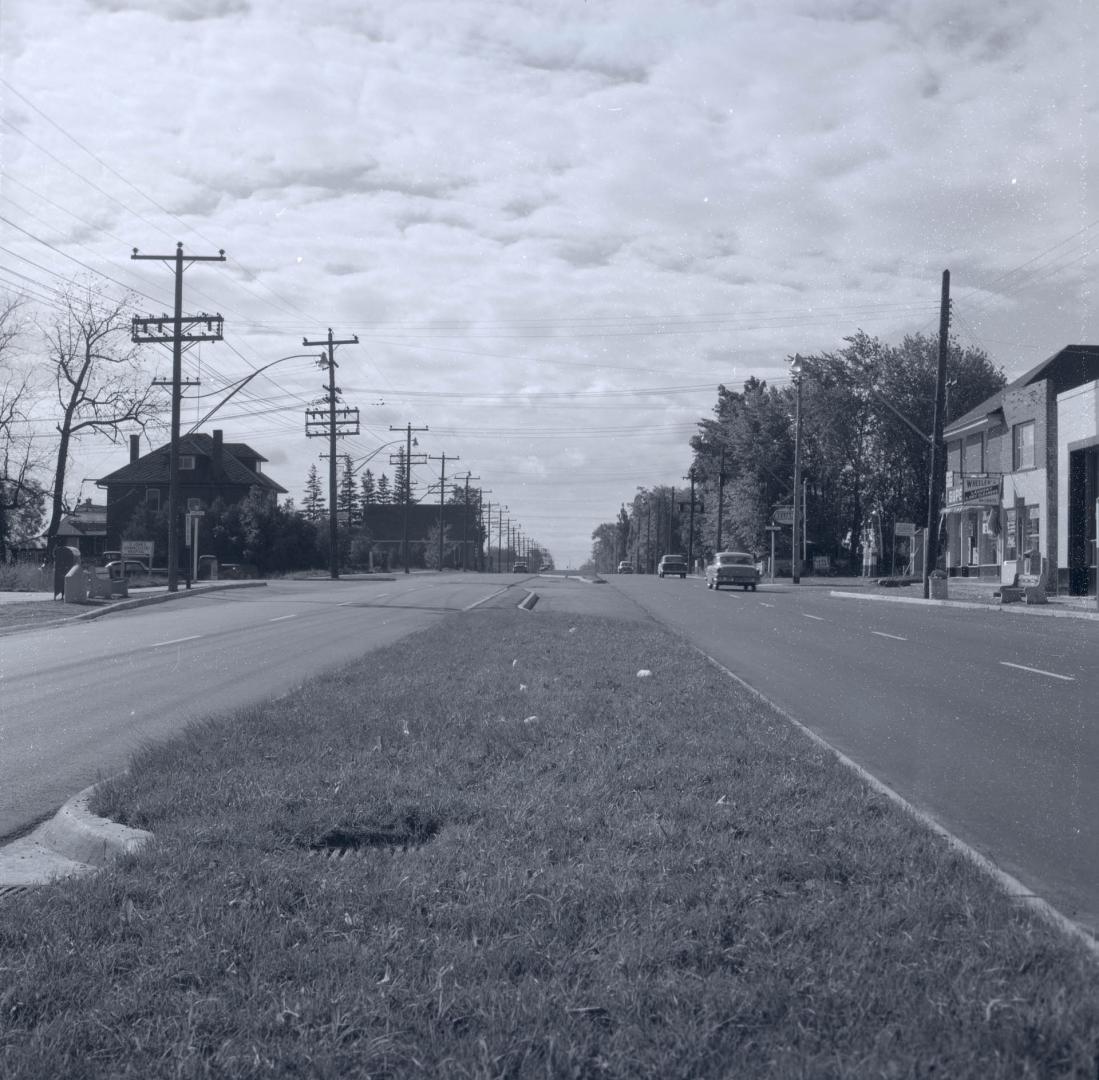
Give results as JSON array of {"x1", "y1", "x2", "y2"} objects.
[
  {"x1": 308, "y1": 812, "x2": 441, "y2": 859},
  {"x1": 0, "y1": 884, "x2": 30, "y2": 902}
]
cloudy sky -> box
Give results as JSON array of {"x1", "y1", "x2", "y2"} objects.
[{"x1": 2, "y1": 0, "x2": 1095, "y2": 566}]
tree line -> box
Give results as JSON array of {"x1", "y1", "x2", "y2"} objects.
[{"x1": 588, "y1": 331, "x2": 1006, "y2": 576}]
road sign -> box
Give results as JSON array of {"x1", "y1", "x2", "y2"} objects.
[
  {"x1": 894, "y1": 521, "x2": 916, "y2": 537},
  {"x1": 773, "y1": 506, "x2": 794, "y2": 525},
  {"x1": 121, "y1": 540, "x2": 154, "y2": 561}
]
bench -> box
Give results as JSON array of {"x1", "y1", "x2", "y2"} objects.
[{"x1": 1000, "y1": 573, "x2": 1046, "y2": 605}]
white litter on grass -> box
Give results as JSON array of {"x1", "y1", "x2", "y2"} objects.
[
  {"x1": 400, "y1": 719, "x2": 410, "y2": 736},
  {"x1": 519, "y1": 683, "x2": 528, "y2": 691},
  {"x1": 523, "y1": 716, "x2": 538, "y2": 724},
  {"x1": 716, "y1": 794, "x2": 728, "y2": 805},
  {"x1": 512, "y1": 659, "x2": 518, "y2": 667},
  {"x1": 637, "y1": 669, "x2": 653, "y2": 678},
  {"x1": 568, "y1": 627, "x2": 577, "y2": 633}
]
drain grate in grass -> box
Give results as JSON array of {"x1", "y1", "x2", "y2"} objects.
[
  {"x1": 0, "y1": 884, "x2": 30, "y2": 902},
  {"x1": 307, "y1": 810, "x2": 441, "y2": 857}
]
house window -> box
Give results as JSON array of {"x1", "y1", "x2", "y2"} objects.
[
  {"x1": 145, "y1": 488, "x2": 160, "y2": 511},
  {"x1": 1004, "y1": 508, "x2": 1017, "y2": 561},
  {"x1": 1013, "y1": 421, "x2": 1035, "y2": 470},
  {"x1": 963, "y1": 433, "x2": 984, "y2": 474},
  {"x1": 179, "y1": 455, "x2": 196, "y2": 470},
  {"x1": 946, "y1": 440, "x2": 962, "y2": 474}
]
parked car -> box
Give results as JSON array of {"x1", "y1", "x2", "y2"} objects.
[
  {"x1": 657, "y1": 554, "x2": 688, "y2": 579},
  {"x1": 617, "y1": 561, "x2": 633, "y2": 574},
  {"x1": 512, "y1": 561, "x2": 529, "y2": 573},
  {"x1": 706, "y1": 551, "x2": 759, "y2": 591},
  {"x1": 104, "y1": 559, "x2": 151, "y2": 580}
]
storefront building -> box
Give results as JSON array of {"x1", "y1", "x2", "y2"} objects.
[{"x1": 941, "y1": 345, "x2": 1099, "y2": 595}]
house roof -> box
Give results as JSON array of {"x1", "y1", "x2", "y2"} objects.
[
  {"x1": 97, "y1": 432, "x2": 287, "y2": 494},
  {"x1": 944, "y1": 344, "x2": 1099, "y2": 437}
]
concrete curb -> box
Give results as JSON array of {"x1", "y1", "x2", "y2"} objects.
[
  {"x1": 830, "y1": 589, "x2": 1099, "y2": 621},
  {"x1": 72, "y1": 579, "x2": 268, "y2": 622},
  {"x1": 518, "y1": 590, "x2": 539, "y2": 611},
  {"x1": 0, "y1": 784, "x2": 153, "y2": 888}
]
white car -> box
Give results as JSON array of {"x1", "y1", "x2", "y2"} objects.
[{"x1": 706, "y1": 551, "x2": 759, "y2": 591}]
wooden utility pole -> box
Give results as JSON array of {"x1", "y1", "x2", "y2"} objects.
[
  {"x1": 429, "y1": 451, "x2": 458, "y2": 570},
  {"x1": 389, "y1": 422, "x2": 428, "y2": 573},
  {"x1": 923, "y1": 270, "x2": 951, "y2": 599},
  {"x1": 131, "y1": 243, "x2": 225, "y2": 593},
  {"x1": 304, "y1": 329, "x2": 359, "y2": 579},
  {"x1": 456, "y1": 472, "x2": 479, "y2": 570}
]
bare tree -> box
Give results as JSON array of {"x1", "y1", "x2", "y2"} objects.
[
  {"x1": 0, "y1": 294, "x2": 47, "y2": 559},
  {"x1": 40, "y1": 281, "x2": 162, "y2": 554}
]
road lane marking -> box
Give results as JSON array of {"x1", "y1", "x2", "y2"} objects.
[
  {"x1": 268, "y1": 614, "x2": 297, "y2": 623},
  {"x1": 760, "y1": 602, "x2": 774, "y2": 608},
  {"x1": 150, "y1": 635, "x2": 202, "y2": 648},
  {"x1": 871, "y1": 631, "x2": 908, "y2": 641},
  {"x1": 999, "y1": 661, "x2": 1075, "y2": 682},
  {"x1": 802, "y1": 613, "x2": 824, "y2": 621}
]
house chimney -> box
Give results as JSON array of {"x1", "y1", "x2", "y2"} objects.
[
  {"x1": 213, "y1": 429, "x2": 223, "y2": 474},
  {"x1": 130, "y1": 434, "x2": 140, "y2": 464}
]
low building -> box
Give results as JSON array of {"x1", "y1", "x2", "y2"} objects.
[
  {"x1": 52, "y1": 499, "x2": 108, "y2": 560},
  {"x1": 97, "y1": 430, "x2": 288, "y2": 553},
  {"x1": 941, "y1": 344, "x2": 1099, "y2": 595}
]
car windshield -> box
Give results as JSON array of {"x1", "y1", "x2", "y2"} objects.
[{"x1": 717, "y1": 554, "x2": 752, "y2": 565}]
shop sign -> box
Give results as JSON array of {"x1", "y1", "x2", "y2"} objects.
[{"x1": 945, "y1": 473, "x2": 1001, "y2": 507}]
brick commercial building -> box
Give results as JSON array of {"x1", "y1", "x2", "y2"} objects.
[{"x1": 941, "y1": 344, "x2": 1099, "y2": 595}]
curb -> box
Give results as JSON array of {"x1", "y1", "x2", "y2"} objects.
[
  {"x1": 72, "y1": 579, "x2": 268, "y2": 622},
  {"x1": 830, "y1": 589, "x2": 1099, "y2": 621},
  {"x1": 0, "y1": 784, "x2": 153, "y2": 889},
  {"x1": 518, "y1": 590, "x2": 539, "y2": 611}
]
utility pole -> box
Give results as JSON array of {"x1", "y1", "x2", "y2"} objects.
[
  {"x1": 456, "y1": 473, "x2": 479, "y2": 570},
  {"x1": 390, "y1": 422, "x2": 429, "y2": 573},
  {"x1": 790, "y1": 354, "x2": 804, "y2": 584},
  {"x1": 716, "y1": 447, "x2": 727, "y2": 553},
  {"x1": 429, "y1": 452, "x2": 458, "y2": 570},
  {"x1": 131, "y1": 243, "x2": 226, "y2": 593},
  {"x1": 478, "y1": 490, "x2": 492, "y2": 571},
  {"x1": 683, "y1": 469, "x2": 698, "y2": 570},
  {"x1": 304, "y1": 329, "x2": 359, "y2": 579},
  {"x1": 496, "y1": 505, "x2": 508, "y2": 573},
  {"x1": 923, "y1": 270, "x2": 951, "y2": 599}
]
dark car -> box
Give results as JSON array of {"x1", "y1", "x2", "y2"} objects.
[
  {"x1": 512, "y1": 561, "x2": 529, "y2": 573},
  {"x1": 657, "y1": 554, "x2": 688, "y2": 579}
]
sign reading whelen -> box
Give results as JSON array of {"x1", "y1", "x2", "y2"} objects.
[{"x1": 944, "y1": 472, "x2": 1002, "y2": 508}]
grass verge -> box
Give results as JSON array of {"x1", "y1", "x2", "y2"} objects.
[{"x1": 2, "y1": 606, "x2": 1097, "y2": 1078}]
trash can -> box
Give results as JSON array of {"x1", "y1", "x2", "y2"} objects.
[{"x1": 929, "y1": 570, "x2": 948, "y2": 600}]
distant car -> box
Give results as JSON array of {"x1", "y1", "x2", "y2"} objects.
[
  {"x1": 104, "y1": 559, "x2": 151, "y2": 580},
  {"x1": 617, "y1": 561, "x2": 633, "y2": 574},
  {"x1": 706, "y1": 551, "x2": 760, "y2": 591},
  {"x1": 512, "y1": 561, "x2": 529, "y2": 573},
  {"x1": 657, "y1": 554, "x2": 688, "y2": 579}
]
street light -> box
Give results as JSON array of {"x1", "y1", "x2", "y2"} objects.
[{"x1": 790, "y1": 354, "x2": 803, "y2": 584}]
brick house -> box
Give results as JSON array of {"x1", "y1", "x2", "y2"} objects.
[
  {"x1": 96, "y1": 429, "x2": 287, "y2": 554},
  {"x1": 941, "y1": 344, "x2": 1099, "y2": 595}
]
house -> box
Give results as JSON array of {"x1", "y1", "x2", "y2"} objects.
[
  {"x1": 941, "y1": 344, "x2": 1099, "y2": 595},
  {"x1": 96, "y1": 430, "x2": 288, "y2": 554},
  {"x1": 53, "y1": 499, "x2": 109, "y2": 560}
]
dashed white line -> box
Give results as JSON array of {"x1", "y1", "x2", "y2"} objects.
[
  {"x1": 999, "y1": 661, "x2": 1075, "y2": 682},
  {"x1": 871, "y1": 631, "x2": 908, "y2": 641},
  {"x1": 150, "y1": 635, "x2": 202, "y2": 648},
  {"x1": 268, "y1": 614, "x2": 297, "y2": 623},
  {"x1": 760, "y1": 602, "x2": 774, "y2": 608},
  {"x1": 802, "y1": 613, "x2": 825, "y2": 621}
]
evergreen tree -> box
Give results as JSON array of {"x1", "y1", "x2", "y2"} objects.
[
  {"x1": 337, "y1": 454, "x2": 359, "y2": 527},
  {"x1": 376, "y1": 472, "x2": 391, "y2": 505},
  {"x1": 360, "y1": 469, "x2": 376, "y2": 508},
  {"x1": 303, "y1": 463, "x2": 325, "y2": 521},
  {"x1": 392, "y1": 449, "x2": 410, "y2": 505}
]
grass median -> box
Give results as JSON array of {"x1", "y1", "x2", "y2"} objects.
[{"x1": 2, "y1": 604, "x2": 1097, "y2": 1078}]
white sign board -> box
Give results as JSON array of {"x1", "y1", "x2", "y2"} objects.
[
  {"x1": 894, "y1": 521, "x2": 916, "y2": 537},
  {"x1": 121, "y1": 540, "x2": 154, "y2": 561},
  {"x1": 773, "y1": 506, "x2": 794, "y2": 525}
]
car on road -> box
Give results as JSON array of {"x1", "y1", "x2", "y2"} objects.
[
  {"x1": 512, "y1": 561, "x2": 528, "y2": 573},
  {"x1": 657, "y1": 554, "x2": 688, "y2": 579},
  {"x1": 617, "y1": 561, "x2": 633, "y2": 574},
  {"x1": 706, "y1": 551, "x2": 759, "y2": 591}
]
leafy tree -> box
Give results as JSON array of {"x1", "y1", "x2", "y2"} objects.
[
  {"x1": 41, "y1": 281, "x2": 161, "y2": 555},
  {"x1": 121, "y1": 502, "x2": 170, "y2": 563},
  {"x1": 303, "y1": 463, "x2": 325, "y2": 521}
]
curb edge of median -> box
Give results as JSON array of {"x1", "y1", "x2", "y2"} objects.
[{"x1": 699, "y1": 649, "x2": 1099, "y2": 962}]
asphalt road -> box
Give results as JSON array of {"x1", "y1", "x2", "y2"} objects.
[
  {"x1": 0, "y1": 574, "x2": 517, "y2": 840},
  {"x1": 607, "y1": 574, "x2": 1099, "y2": 939}
]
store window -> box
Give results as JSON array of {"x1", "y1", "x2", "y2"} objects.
[
  {"x1": 946, "y1": 440, "x2": 962, "y2": 474},
  {"x1": 1004, "y1": 508, "x2": 1017, "y2": 561},
  {"x1": 1023, "y1": 504, "x2": 1040, "y2": 555},
  {"x1": 1013, "y1": 421, "x2": 1035, "y2": 470}
]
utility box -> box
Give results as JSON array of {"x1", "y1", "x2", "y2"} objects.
[
  {"x1": 198, "y1": 555, "x2": 218, "y2": 580},
  {"x1": 929, "y1": 571, "x2": 948, "y2": 600}
]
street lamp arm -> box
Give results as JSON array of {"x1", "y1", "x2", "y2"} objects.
[
  {"x1": 185, "y1": 353, "x2": 320, "y2": 435},
  {"x1": 348, "y1": 438, "x2": 406, "y2": 475},
  {"x1": 867, "y1": 385, "x2": 933, "y2": 445}
]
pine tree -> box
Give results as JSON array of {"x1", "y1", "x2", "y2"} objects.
[
  {"x1": 392, "y1": 449, "x2": 410, "y2": 506},
  {"x1": 376, "y1": 473, "x2": 391, "y2": 505},
  {"x1": 338, "y1": 454, "x2": 359, "y2": 527},
  {"x1": 303, "y1": 463, "x2": 325, "y2": 521},
  {"x1": 360, "y1": 469, "x2": 376, "y2": 508}
]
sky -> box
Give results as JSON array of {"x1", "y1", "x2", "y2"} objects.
[{"x1": 1, "y1": 0, "x2": 1095, "y2": 567}]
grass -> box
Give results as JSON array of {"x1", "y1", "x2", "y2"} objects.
[{"x1": 1, "y1": 606, "x2": 1097, "y2": 1078}]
